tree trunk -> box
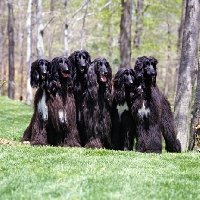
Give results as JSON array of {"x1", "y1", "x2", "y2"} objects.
[
  {"x1": 64, "y1": 0, "x2": 68, "y2": 57},
  {"x1": 80, "y1": 1, "x2": 89, "y2": 49},
  {"x1": 36, "y1": 0, "x2": 44, "y2": 59},
  {"x1": 26, "y1": 0, "x2": 33, "y2": 106},
  {"x1": 7, "y1": 0, "x2": 15, "y2": 100},
  {"x1": 174, "y1": 0, "x2": 200, "y2": 151},
  {"x1": 17, "y1": 0, "x2": 25, "y2": 101},
  {"x1": 190, "y1": 57, "x2": 200, "y2": 151},
  {"x1": 133, "y1": 0, "x2": 143, "y2": 50},
  {"x1": 164, "y1": 13, "x2": 172, "y2": 97},
  {"x1": 50, "y1": 0, "x2": 55, "y2": 11},
  {"x1": 0, "y1": 1, "x2": 6, "y2": 91},
  {"x1": 119, "y1": 0, "x2": 132, "y2": 68},
  {"x1": 108, "y1": 2, "x2": 113, "y2": 58},
  {"x1": 177, "y1": 0, "x2": 186, "y2": 58}
]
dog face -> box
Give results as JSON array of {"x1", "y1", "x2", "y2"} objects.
[
  {"x1": 51, "y1": 57, "x2": 71, "y2": 79},
  {"x1": 74, "y1": 50, "x2": 91, "y2": 74},
  {"x1": 31, "y1": 59, "x2": 50, "y2": 88},
  {"x1": 94, "y1": 58, "x2": 112, "y2": 84},
  {"x1": 122, "y1": 68, "x2": 135, "y2": 86},
  {"x1": 113, "y1": 67, "x2": 135, "y2": 88},
  {"x1": 134, "y1": 56, "x2": 158, "y2": 86},
  {"x1": 57, "y1": 57, "x2": 70, "y2": 78}
]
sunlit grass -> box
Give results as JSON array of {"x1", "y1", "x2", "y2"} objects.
[{"x1": 0, "y1": 95, "x2": 200, "y2": 200}]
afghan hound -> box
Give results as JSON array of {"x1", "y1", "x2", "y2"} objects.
[
  {"x1": 83, "y1": 58, "x2": 112, "y2": 149},
  {"x1": 46, "y1": 56, "x2": 81, "y2": 147},
  {"x1": 68, "y1": 50, "x2": 91, "y2": 146},
  {"x1": 131, "y1": 56, "x2": 181, "y2": 153},
  {"x1": 21, "y1": 59, "x2": 51, "y2": 145},
  {"x1": 111, "y1": 67, "x2": 136, "y2": 150}
]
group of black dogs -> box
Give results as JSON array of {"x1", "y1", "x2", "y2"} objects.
[{"x1": 21, "y1": 50, "x2": 181, "y2": 153}]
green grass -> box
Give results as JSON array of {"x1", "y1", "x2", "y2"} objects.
[{"x1": 0, "y1": 95, "x2": 200, "y2": 200}]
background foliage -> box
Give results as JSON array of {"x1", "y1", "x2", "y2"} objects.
[{"x1": 0, "y1": 0, "x2": 182, "y2": 102}]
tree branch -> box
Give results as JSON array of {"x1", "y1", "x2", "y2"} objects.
[
  {"x1": 68, "y1": 0, "x2": 112, "y2": 41},
  {"x1": 43, "y1": 16, "x2": 55, "y2": 31}
]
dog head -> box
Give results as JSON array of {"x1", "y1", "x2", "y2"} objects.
[
  {"x1": 134, "y1": 56, "x2": 158, "y2": 87},
  {"x1": 51, "y1": 56, "x2": 71, "y2": 79},
  {"x1": 113, "y1": 67, "x2": 135, "y2": 88},
  {"x1": 86, "y1": 58, "x2": 112, "y2": 101},
  {"x1": 113, "y1": 67, "x2": 135, "y2": 104},
  {"x1": 69, "y1": 50, "x2": 91, "y2": 74},
  {"x1": 30, "y1": 59, "x2": 50, "y2": 88},
  {"x1": 93, "y1": 58, "x2": 112, "y2": 84}
]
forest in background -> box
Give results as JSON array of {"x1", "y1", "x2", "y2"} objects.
[{"x1": 0, "y1": 0, "x2": 182, "y2": 102}]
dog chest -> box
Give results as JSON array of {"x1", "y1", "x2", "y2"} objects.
[
  {"x1": 138, "y1": 101, "x2": 150, "y2": 118},
  {"x1": 117, "y1": 102, "x2": 129, "y2": 121},
  {"x1": 37, "y1": 91, "x2": 48, "y2": 121},
  {"x1": 58, "y1": 110, "x2": 67, "y2": 123}
]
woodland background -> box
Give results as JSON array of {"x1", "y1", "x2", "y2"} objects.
[
  {"x1": 1, "y1": 0, "x2": 200, "y2": 152},
  {"x1": 0, "y1": 0, "x2": 182, "y2": 102}
]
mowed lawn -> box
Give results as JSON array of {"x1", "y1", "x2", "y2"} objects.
[{"x1": 0, "y1": 95, "x2": 200, "y2": 200}]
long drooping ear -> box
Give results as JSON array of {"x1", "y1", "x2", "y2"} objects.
[
  {"x1": 113, "y1": 68, "x2": 126, "y2": 103},
  {"x1": 30, "y1": 59, "x2": 40, "y2": 88},
  {"x1": 104, "y1": 61, "x2": 112, "y2": 104},
  {"x1": 86, "y1": 62, "x2": 98, "y2": 101},
  {"x1": 134, "y1": 56, "x2": 148, "y2": 86},
  {"x1": 83, "y1": 50, "x2": 91, "y2": 65},
  {"x1": 149, "y1": 56, "x2": 158, "y2": 86},
  {"x1": 48, "y1": 57, "x2": 60, "y2": 94},
  {"x1": 149, "y1": 56, "x2": 158, "y2": 66},
  {"x1": 50, "y1": 57, "x2": 60, "y2": 81},
  {"x1": 105, "y1": 61, "x2": 112, "y2": 89}
]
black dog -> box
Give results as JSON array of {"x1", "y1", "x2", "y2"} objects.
[
  {"x1": 111, "y1": 67, "x2": 136, "y2": 150},
  {"x1": 21, "y1": 59, "x2": 51, "y2": 145},
  {"x1": 68, "y1": 50, "x2": 91, "y2": 146},
  {"x1": 83, "y1": 58, "x2": 112, "y2": 149},
  {"x1": 46, "y1": 56, "x2": 81, "y2": 147},
  {"x1": 132, "y1": 56, "x2": 181, "y2": 153}
]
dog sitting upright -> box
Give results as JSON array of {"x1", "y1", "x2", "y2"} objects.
[
  {"x1": 111, "y1": 67, "x2": 136, "y2": 150},
  {"x1": 83, "y1": 58, "x2": 112, "y2": 149},
  {"x1": 21, "y1": 59, "x2": 51, "y2": 145},
  {"x1": 131, "y1": 56, "x2": 181, "y2": 153},
  {"x1": 46, "y1": 56, "x2": 81, "y2": 147}
]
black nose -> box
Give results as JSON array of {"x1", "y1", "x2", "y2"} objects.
[
  {"x1": 104, "y1": 71, "x2": 108, "y2": 76},
  {"x1": 62, "y1": 69, "x2": 69, "y2": 74}
]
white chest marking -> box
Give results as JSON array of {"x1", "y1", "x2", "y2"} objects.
[
  {"x1": 117, "y1": 102, "x2": 129, "y2": 122},
  {"x1": 138, "y1": 102, "x2": 150, "y2": 118},
  {"x1": 58, "y1": 110, "x2": 67, "y2": 123},
  {"x1": 38, "y1": 91, "x2": 48, "y2": 121}
]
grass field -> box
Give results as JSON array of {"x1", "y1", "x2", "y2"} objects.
[{"x1": 0, "y1": 95, "x2": 200, "y2": 200}]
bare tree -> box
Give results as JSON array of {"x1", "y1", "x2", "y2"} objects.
[
  {"x1": 64, "y1": 0, "x2": 69, "y2": 57},
  {"x1": 177, "y1": 0, "x2": 186, "y2": 58},
  {"x1": 7, "y1": 0, "x2": 15, "y2": 99},
  {"x1": 174, "y1": 0, "x2": 200, "y2": 151},
  {"x1": 190, "y1": 56, "x2": 200, "y2": 151},
  {"x1": 17, "y1": 0, "x2": 25, "y2": 101},
  {"x1": 80, "y1": 1, "x2": 89, "y2": 49},
  {"x1": 119, "y1": 0, "x2": 132, "y2": 68},
  {"x1": 64, "y1": 0, "x2": 91, "y2": 56},
  {"x1": 0, "y1": 0, "x2": 6, "y2": 91},
  {"x1": 133, "y1": 0, "x2": 144, "y2": 50},
  {"x1": 36, "y1": 0, "x2": 44, "y2": 59},
  {"x1": 164, "y1": 12, "x2": 172, "y2": 97},
  {"x1": 26, "y1": 0, "x2": 33, "y2": 106}
]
